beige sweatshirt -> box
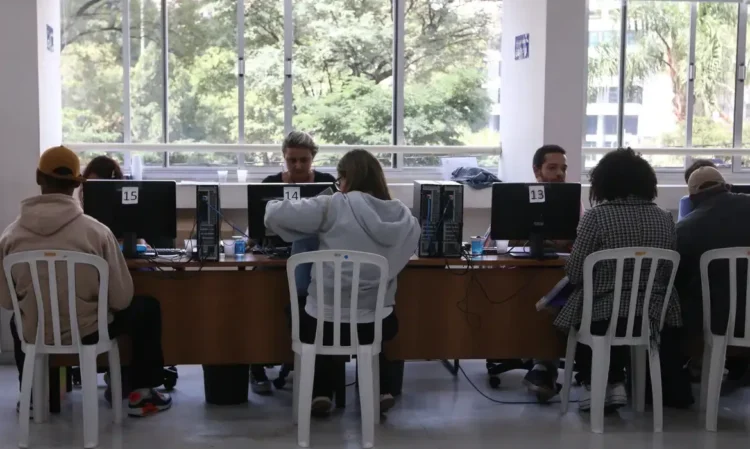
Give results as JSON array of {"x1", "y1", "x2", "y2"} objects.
[{"x1": 0, "y1": 194, "x2": 133, "y2": 344}]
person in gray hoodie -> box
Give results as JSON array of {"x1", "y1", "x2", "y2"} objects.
[
  {"x1": 265, "y1": 149, "x2": 420, "y2": 416},
  {"x1": 0, "y1": 146, "x2": 171, "y2": 417}
]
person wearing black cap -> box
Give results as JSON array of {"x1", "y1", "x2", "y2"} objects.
[{"x1": 0, "y1": 146, "x2": 172, "y2": 417}]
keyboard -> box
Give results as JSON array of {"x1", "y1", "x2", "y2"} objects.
[{"x1": 143, "y1": 248, "x2": 186, "y2": 257}]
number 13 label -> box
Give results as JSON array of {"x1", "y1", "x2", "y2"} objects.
[
  {"x1": 529, "y1": 185, "x2": 545, "y2": 203},
  {"x1": 122, "y1": 187, "x2": 139, "y2": 205},
  {"x1": 283, "y1": 186, "x2": 300, "y2": 201}
]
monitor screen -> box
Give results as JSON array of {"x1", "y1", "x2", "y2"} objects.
[
  {"x1": 83, "y1": 180, "x2": 177, "y2": 244},
  {"x1": 490, "y1": 182, "x2": 581, "y2": 241}
]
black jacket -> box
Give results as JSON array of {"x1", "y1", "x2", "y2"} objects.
[
  {"x1": 675, "y1": 190, "x2": 750, "y2": 335},
  {"x1": 261, "y1": 170, "x2": 336, "y2": 184}
]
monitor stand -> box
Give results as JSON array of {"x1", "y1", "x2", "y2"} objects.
[
  {"x1": 122, "y1": 232, "x2": 139, "y2": 259},
  {"x1": 509, "y1": 233, "x2": 559, "y2": 260}
]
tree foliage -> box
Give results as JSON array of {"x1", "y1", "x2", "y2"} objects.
[{"x1": 61, "y1": 0, "x2": 501, "y2": 167}]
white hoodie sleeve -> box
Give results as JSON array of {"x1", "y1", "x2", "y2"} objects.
[{"x1": 264, "y1": 195, "x2": 332, "y2": 242}]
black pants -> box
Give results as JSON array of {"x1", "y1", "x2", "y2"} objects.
[
  {"x1": 297, "y1": 305, "x2": 399, "y2": 400},
  {"x1": 574, "y1": 319, "x2": 641, "y2": 385},
  {"x1": 11, "y1": 295, "x2": 165, "y2": 391}
]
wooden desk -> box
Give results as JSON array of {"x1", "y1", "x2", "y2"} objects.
[{"x1": 127, "y1": 255, "x2": 567, "y2": 364}]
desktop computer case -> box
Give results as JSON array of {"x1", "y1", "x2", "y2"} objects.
[
  {"x1": 413, "y1": 181, "x2": 464, "y2": 257},
  {"x1": 196, "y1": 185, "x2": 221, "y2": 261}
]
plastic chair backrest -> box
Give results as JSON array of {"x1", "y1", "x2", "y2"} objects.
[
  {"x1": 3, "y1": 250, "x2": 111, "y2": 351},
  {"x1": 700, "y1": 247, "x2": 750, "y2": 346},
  {"x1": 286, "y1": 250, "x2": 389, "y2": 348},
  {"x1": 581, "y1": 247, "x2": 679, "y2": 342}
]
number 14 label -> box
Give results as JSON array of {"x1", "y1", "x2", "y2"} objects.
[
  {"x1": 529, "y1": 185, "x2": 545, "y2": 203},
  {"x1": 283, "y1": 186, "x2": 300, "y2": 201}
]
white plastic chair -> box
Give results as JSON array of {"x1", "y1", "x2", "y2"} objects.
[
  {"x1": 287, "y1": 250, "x2": 389, "y2": 448},
  {"x1": 4, "y1": 250, "x2": 122, "y2": 448},
  {"x1": 560, "y1": 247, "x2": 680, "y2": 433},
  {"x1": 699, "y1": 248, "x2": 750, "y2": 431}
]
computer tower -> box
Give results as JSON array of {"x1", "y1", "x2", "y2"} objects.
[
  {"x1": 196, "y1": 185, "x2": 221, "y2": 261},
  {"x1": 413, "y1": 181, "x2": 464, "y2": 257}
]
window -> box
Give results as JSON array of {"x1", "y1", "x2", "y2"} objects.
[
  {"x1": 61, "y1": 0, "x2": 124, "y2": 144},
  {"x1": 607, "y1": 87, "x2": 618, "y2": 103},
  {"x1": 586, "y1": 0, "x2": 621, "y2": 148},
  {"x1": 403, "y1": 0, "x2": 502, "y2": 167},
  {"x1": 60, "y1": 0, "x2": 500, "y2": 176},
  {"x1": 604, "y1": 115, "x2": 617, "y2": 135},
  {"x1": 691, "y1": 2, "x2": 737, "y2": 149},
  {"x1": 623, "y1": 115, "x2": 639, "y2": 135},
  {"x1": 586, "y1": 115, "x2": 598, "y2": 135}
]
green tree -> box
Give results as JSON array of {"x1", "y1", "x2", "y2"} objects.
[{"x1": 588, "y1": 2, "x2": 737, "y2": 148}]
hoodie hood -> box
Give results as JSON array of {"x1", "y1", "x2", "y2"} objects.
[
  {"x1": 19, "y1": 194, "x2": 83, "y2": 237},
  {"x1": 343, "y1": 191, "x2": 415, "y2": 247}
]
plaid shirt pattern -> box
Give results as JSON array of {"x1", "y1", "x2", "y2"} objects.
[{"x1": 554, "y1": 197, "x2": 682, "y2": 330}]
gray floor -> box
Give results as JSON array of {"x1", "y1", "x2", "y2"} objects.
[{"x1": 1, "y1": 361, "x2": 750, "y2": 449}]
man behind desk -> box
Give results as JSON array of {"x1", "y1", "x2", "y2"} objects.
[
  {"x1": 0, "y1": 146, "x2": 171, "y2": 417},
  {"x1": 486, "y1": 145, "x2": 578, "y2": 402}
]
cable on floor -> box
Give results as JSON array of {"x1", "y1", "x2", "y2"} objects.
[{"x1": 457, "y1": 364, "x2": 579, "y2": 405}]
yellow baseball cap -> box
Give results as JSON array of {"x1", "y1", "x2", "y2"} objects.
[{"x1": 38, "y1": 146, "x2": 84, "y2": 182}]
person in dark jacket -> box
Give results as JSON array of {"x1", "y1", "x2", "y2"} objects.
[{"x1": 676, "y1": 167, "x2": 750, "y2": 336}]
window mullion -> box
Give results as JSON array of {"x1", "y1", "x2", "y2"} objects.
[
  {"x1": 284, "y1": 0, "x2": 293, "y2": 134},
  {"x1": 686, "y1": 2, "x2": 697, "y2": 149},
  {"x1": 616, "y1": 0, "x2": 627, "y2": 147}
]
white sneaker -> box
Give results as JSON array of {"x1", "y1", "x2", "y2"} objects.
[
  {"x1": 380, "y1": 393, "x2": 395, "y2": 414},
  {"x1": 578, "y1": 384, "x2": 592, "y2": 412},
  {"x1": 605, "y1": 383, "x2": 628, "y2": 410}
]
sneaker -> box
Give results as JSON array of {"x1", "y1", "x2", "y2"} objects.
[
  {"x1": 523, "y1": 366, "x2": 558, "y2": 401},
  {"x1": 127, "y1": 389, "x2": 172, "y2": 417},
  {"x1": 605, "y1": 383, "x2": 628, "y2": 411},
  {"x1": 579, "y1": 384, "x2": 592, "y2": 412},
  {"x1": 380, "y1": 393, "x2": 395, "y2": 414},
  {"x1": 251, "y1": 370, "x2": 273, "y2": 396},
  {"x1": 311, "y1": 396, "x2": 333, "y2": 418}
]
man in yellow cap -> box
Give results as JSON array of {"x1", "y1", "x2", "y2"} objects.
[{"x1": 0, "y1": 146, "x2": 172, "y2": 417}]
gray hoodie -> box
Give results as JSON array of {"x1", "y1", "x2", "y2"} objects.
[{"x1": 265, "y1": 191, "x2": 420, "y2": 322}]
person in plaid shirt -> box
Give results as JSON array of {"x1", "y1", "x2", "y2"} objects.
[{"x1": 555, "y1": 148, "x2": 681, "y2": 412}]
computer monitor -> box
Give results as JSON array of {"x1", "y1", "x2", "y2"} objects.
[
  {"x1": 731, "y1": 184, "x2": 750, "y2": 194},
  {"x1": 247, "y1": 183, "x2": 334, "y2": 245},
  {"x1": 490, "y1": 182, "x2": 582, "y2": 260},
  {"x1": 83, "y1": 180, "x2": 177, "y2": 258}
]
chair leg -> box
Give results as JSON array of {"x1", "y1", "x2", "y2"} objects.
[
  {"x1": 631, "y1": 346, "x2": 647, "y2": 413},
  {"x1": 18, "y1": 346, "x2": 36, "y2": 449},
  {"x1": 33, "y1": 354, "x2": 46, "y2": 424},
  {"x1": 700, "y1": 342, "x2": 711, "y2": 411},
  {"x1": 705, "y1": 336, "x2": 727, "y2": 432},
  {"x1": 357, "y1": 347, "x2": 376, "y2": 449},
  {"x1": 560, "y1": 331, "x2": 577, "y2": 414},
  {"x1": 292, "y1": 353, "x2": 301, "y2": 425},
  {"x1": 590, "y1": 338, "x2": 611, "y2": 434},
  {"x1": 108, "y1": 344, "x2": 123, "y2": 424},
  {"x1": 42, "y1": 357, "x2": 50, "y2": 421},
  {"x1": 80, "y1": 348, "x2": 100, "y2": 449},
  {"x1": 296, "y1": 349, "x2": 316, "y2": 448},
  {"x1": 373, "y1": 353, "x2": 381, "y2": 423},
  {"x1": 647, "y1": 345, "x2": 663, "y2": 432}
]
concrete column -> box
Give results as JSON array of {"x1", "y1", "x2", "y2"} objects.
[
  {"x1": 0, "y1": 0, "x2": 62, "y2": 352},
  {"x1": 500, "y1": 0, "x2": 587, "y2": 182}
]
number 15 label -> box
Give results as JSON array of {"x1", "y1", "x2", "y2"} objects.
[
  {"x1": 283, "y1": 186, "x2": 300, "y2": 201},
  {"x1": 122, "y1": 187, "x2": 139, "y2": 205},
  {"x1": 529, "y1": 185, "x2": 545, "y2": 203}
]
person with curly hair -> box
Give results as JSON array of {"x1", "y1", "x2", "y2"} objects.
[{"x1": 555, "y1": 148, "x2": 682, "y2": 412}]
